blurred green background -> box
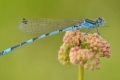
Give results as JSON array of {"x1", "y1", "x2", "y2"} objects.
[{"x1": 0, "y1": 0, "x2": 119, "y2": 80}]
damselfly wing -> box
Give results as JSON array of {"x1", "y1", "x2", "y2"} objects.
[{"x1": 19, "y1": 18, "x2": 81, "y2": 35}]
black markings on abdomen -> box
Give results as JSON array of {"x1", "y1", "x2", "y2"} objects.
[
  {"x1": 45, "y1": 33, "x2": 49, "y2": 36},
  {"x1": 21, "y1": 42, "x2": 27, "y2": 46},
  {"x1": 11, "y1": 44, "x2": 20, "y2": 50},
  {"x1": 33, "y1": 37, "x2": 39, "y2": 41},
  {"x1": 59, "y1": 29, "x2": 63, "y2": 32},
  {"x1": 0, "y1": 51, "x2": 4, "y2": 55}
]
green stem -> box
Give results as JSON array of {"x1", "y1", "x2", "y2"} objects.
[{"x1": 79, "y1": 65, "x2": 84, "y2": 80}]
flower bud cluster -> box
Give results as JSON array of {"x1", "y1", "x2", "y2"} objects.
[{"x1": 58, "y1": 30, "x2": 111, "y2": 70}]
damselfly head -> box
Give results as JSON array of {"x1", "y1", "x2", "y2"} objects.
[{"x1": 96, "y1": 17, "x2": 104, "y2": 27}]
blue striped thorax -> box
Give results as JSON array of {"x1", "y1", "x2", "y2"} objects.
[{"x1": 77, "y1": 18, "x2": 104, "y2": 28}]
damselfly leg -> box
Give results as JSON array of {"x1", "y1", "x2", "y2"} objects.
[
  {"x1": 96, "y1": 27, "x2": 100, "y2": 35},
  {"x1": 85, "y1": 28, "x2": 91, "y2": 35}
]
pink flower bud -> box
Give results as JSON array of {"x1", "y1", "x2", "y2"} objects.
[{"x1": 58, "y1": 30, "x2": 111, "y2": 70}]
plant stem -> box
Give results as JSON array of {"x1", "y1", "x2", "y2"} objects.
[{"x1": 79, "y1": 65, "x2": 84, "y2": 80}]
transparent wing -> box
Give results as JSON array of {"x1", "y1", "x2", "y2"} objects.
[{"x1": 19, "y1": 18, "x2": 80, "y2": 35}]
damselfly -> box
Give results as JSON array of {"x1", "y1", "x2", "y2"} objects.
[{"x1": 0, "y1": 18, "x2": 104, "y2": 56}]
